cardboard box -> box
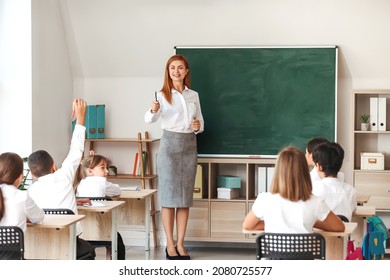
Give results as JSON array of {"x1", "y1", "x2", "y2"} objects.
[
  {"x1": 217, "y1": 188, "x2": 240, "y2": 199},
  {"x1": 217, "y1": 175, "x2": 241, "y2": 189},
  {"x1": 361, "y1": 152, "x2": 385, "y2": 170}
]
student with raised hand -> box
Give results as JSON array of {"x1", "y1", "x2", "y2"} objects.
[
  {"x1": 73, "y1": 153, "x2": 126, "y2": 260},
  {"x1": 145, "y1": 54, "x2": 204, "y2": 260},
  {"x1": 312, "y1": 142, "x2": 357, "y2": 222},
  {"x1": 27, "y1": 98, "x2": 96, "y2": 260},
  {"x1": 0, "y1": 152, "x2": 44, "y2": 232},
  {"x1": 243, "y1": 146, "x2": 345, "y2": 233}
]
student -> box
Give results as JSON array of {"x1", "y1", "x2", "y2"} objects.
[
  {"x1": 27, "y1": 98, "x2": 96, "y2": 260},
  {"x1": 145, "y1": 54, "x2": 204, "y2": 260},
  {"x1": 73, "y1": 153, "x2": 126, "y2": 260},
  {"x1": 312, "y1": 142, "x2": 357, "y2": 222},
  {"x1": 305, "y1": 137, "x2": 344, "y2": 183},
  {"x1": 243, "y1": 146, "x2": 345, "y2": 233},
  {"x1": 0, "y1": 152, "x2": 44, "y2": 259}
]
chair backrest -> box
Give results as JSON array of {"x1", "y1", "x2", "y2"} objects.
[
  {"x1": 43, "y1": 208, "x2": 75, "y2": 215},
  {"x1": 0, "y1": 226, "x2": 24, "y2": 260},
  {"x1": 256, "y1": 232, "x2": 326, "y2": 260},
  {"x1": 77, "y1": 197, "x2": 113, "y2": 201},
  {"x1": 337, "y1": 215, "x2": 349, "y2": 222}
]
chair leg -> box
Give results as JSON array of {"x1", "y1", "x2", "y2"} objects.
[{"x1": 106, "y1": 247, "x2": 111, "y2": 260}]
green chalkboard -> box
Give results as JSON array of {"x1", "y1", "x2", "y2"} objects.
[{"x1": 176, "y1": 46, "x2": 337, "y2": 156}]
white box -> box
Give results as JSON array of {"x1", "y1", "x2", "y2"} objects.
[
  {"x1": 361, "y1": 152, "x2": 385, "y2": 170},
  {"x1": 217, "y1": 188, "x2": 240, "y2": 199}
]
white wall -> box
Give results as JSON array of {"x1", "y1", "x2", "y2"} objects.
[
  {"x1": 0, "y1": 0, "x2": 32, "y2": 156},
  {"x1": 31, "y1": 0, "x2": 74, "y2": 163}
]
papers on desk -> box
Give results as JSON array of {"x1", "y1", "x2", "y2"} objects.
[
  {"x1": 120, "y1": 186, "x2": 141, "y2": 191},
  {"x1": 90, "y1": 201, "x2": 106, "y2": 207}
]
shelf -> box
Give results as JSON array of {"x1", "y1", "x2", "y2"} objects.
[
  {"x1": 86, "y1": 138, "x2": 160, "y2": 143},
  {"x1": 354, "y1": 130, "x2": 390, "y2": 134},
  {"x1": 108, "y1": 174, "x2": 157, "y2": 180}
]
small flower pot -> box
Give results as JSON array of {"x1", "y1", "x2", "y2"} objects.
[{"x1": 361, "y1": 123, "x2": 369, "y2": 131}]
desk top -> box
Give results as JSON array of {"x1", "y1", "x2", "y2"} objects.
[
  {"x1": 77, "y1": 200, "x2": 125, "y2": 212},
  {"x1": 243, "y1": 222, "x2": 357, "y2": 237},
  {"x1": 357, "y1": 195, "x2": 370, "y2": 205},
  {"x1": 118, "y1": 189, "x2": 157, "y2": 199},
  {"x1": 27, "y1": 214, "x2": 85, "y2": 229},
  {"x1": 364, "y1": 196, "x2": 390, "y2": 211},
  {"x1": 353, "y1": 205, "x2": 376, "y2": 217}
]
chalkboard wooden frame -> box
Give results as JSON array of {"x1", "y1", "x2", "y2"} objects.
[{"x1": 175, "y1": 46, "x2": 338, "y2": 157}]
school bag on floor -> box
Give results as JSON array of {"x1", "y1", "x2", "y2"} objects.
[{"x1": 362, "y1": 215, "x2": 389, "y2": 260}]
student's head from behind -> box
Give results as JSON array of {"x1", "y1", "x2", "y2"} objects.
[
  {"x1": 312, "y1": 142, "x2": 344, "y2": 178},
  {"x1": 305, "y1": 137, "x2": 329, "y2": 167},
  {"x1": 271, "y1": 146, "x2": 312, "y2": 202},
  {"x1": 28, "y1": 150, "x2": 55, "y2": 178},
  {"x1": 0, "y1": 152, "x2": 24, "y2": 186}
]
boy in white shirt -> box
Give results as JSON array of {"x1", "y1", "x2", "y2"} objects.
[
  {"x1": 312, "y1": 142, "x2": 357, "y2": 222},
  {"x1": 27, "y1": 98, "x2": 95, "y2": 260}
]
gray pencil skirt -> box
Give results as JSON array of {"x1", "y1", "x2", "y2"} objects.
[{"x1": 157, "y1": 130, "x2": 197, "y2": 208}]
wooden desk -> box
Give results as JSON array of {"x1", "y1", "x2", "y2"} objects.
[
  {"x1": 243, "y1": 222, "x2": 357, "y2": 260},
  {"x1": 118, "y1": 189, "x2": 157, "y2": 251},
  {"x1": 78, "y1": 200, "x2": 125, "y2": 260},
  {"x1": 364, "y1": 196, "x2": 390, "y2": 212},
  {"x1": 357, "y1": 195, "x2": 370, "y2": 206},
  {"x1": 25, "y1": 214, "x2": 85, "y2": 260}
]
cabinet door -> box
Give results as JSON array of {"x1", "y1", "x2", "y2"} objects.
[
  {"x1": 211, "y1": 202, "x2": 246, "y2": 238},
  {"x1": 354, "y1": 171, "x2": 390, "y2": 197},
  {"x1": 187, "y1": 201, "x2": 209, "y2": 238}
]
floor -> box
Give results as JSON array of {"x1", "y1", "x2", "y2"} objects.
[{"x1": 95, "y1": 243, "x2": 257, "y2": 260}]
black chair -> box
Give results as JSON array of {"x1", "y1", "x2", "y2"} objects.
[
  {"x1": 0, "y1": 226, "x2": 24, "y2": 260},
  {"x1": 43, "y1": 208, "x2": 75, "y2": 215},
  {"x1": 43, "y1": 208, "x2": 94, "y2": 260},
  {"x1": 256, "y1": 232, "x2": 326, "y2": 260},
  {"x1": 337, "y1": 215, "x2": 349, "y2": 222}
]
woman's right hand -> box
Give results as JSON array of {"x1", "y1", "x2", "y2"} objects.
[{"x1": 151, "y1": 100, "x2": 160, "y2": 113}]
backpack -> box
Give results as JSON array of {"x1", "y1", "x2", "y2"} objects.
[{"x1": 362, "y1": 215, "x2": 389, "y2": 260}]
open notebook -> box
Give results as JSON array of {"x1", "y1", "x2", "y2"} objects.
[{"x1": 120, "y1": 186, "x2": 141, "y2": 191}]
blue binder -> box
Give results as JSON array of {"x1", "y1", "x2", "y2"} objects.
[
  {"x1": 86, "y1": 105, "x2": 97, "y2": 139},
  {"x1": 96, "y1": 104, "x2": 105, "y2": 139}
]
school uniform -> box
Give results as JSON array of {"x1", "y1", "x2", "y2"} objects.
[
  {"x1": 28, "y1": 124, "x2": 95, "y2": 259},
  {"x1": 145, "y1": 88, "x2": 204, "y2": 208},
  {"x1": 76, "y1": 176, "x2": 121, "y2": 197},
  {"x1": 0, "y1": 183, "x2": 44, "y2": 232},
  {"x1": 251, "y1": 192, "x2": 331, "y2": 233},
  {"x1": 310, "y1": 168, "x2": 345, "y2": 183},
  {"x1": 312, "y1": 177, "x2": 357, "y2": 222}
]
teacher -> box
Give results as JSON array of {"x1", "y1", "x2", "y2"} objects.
[{"x1": 145, "y1": 54, "x2": 204, "y2": 260}]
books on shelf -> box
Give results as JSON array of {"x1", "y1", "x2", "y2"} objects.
[{"x1": 132, "y1": 151, "x2": 147, "y2": 176}]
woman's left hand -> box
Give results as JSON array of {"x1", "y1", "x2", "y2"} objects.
[{"x1": 191, "y1": 119, "x2": 200, "y2": 132}]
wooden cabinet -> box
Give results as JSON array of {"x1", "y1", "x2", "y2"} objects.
[
  {"x1": 85, "y1": 131, "x2": 160, "y2": 246},
  {"x1": 186, "y1": 157, "x2": 275, "y2": 243},
  {"x1": 351, "y1": 90, "x2": 390, "y2": 201}
]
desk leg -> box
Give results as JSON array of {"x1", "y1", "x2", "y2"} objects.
[
  {"x1": 70, "y1": 224, "x2": 77, "y2": 260},
  {"x1": 324, "y1": 236, "x2": 345, "y2": 260},
  {"x1": 112, "y1": 209, "x2": 118, "y2": 260},
  {"x1": 145, "y1": 196, "x2": 151, "y2": 251}
]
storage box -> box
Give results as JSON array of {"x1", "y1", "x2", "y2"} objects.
[
  {"x1": 193, "y1": 165, "x2": 204, "y2": 199},
  {"x1": 217, "y1": 175, "x2": 241, "y2": 189},
  {"x1": 361, "y1": 152, "x2": 385, "y2": 170},
  {"x1": 217, "y1": 188, "x2": 240, "y2": 199}
]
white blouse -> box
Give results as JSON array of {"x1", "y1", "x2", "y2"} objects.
[
  {"x1": 145, "y1": 87, "x2": 204, "y2": 134},
  {"x1": 76, "y1": 176, "x2": 121, "y2": 197},
  {"x1": 0, "y1": 184, "x2": 44, "y2": 232}
]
